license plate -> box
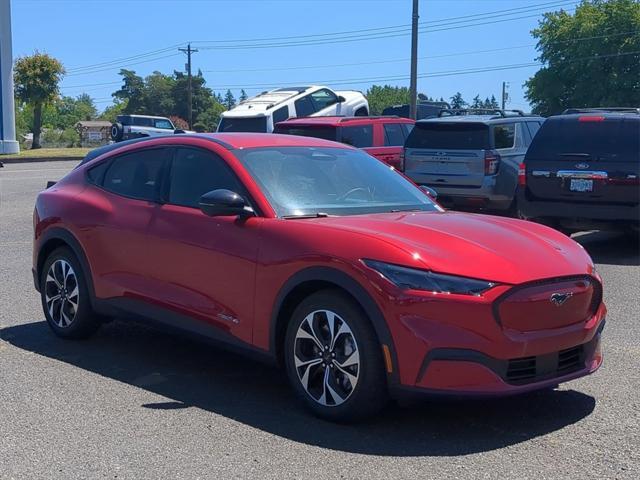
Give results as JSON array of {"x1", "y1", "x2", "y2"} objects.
[{"x1": 570, "y1": 178, "x2": 593, "y2": 192}]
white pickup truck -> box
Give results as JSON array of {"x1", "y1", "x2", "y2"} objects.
[{"x1": 217, "y1": 86, "x2": 369, "y2": 133}]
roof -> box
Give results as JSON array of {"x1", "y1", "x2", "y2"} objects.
[
  {"x1": 275, "y1": 115, "x2": 415, "y2": 127},
  {"x1": 418, "y1": 114, "x2": 543, "y2": 124},
  {"x1": 223, "y1": 86, "x2": 319, "y2": 117},
  {"x1": 80, "y1": 133, "x2": 353, "y2": 165},
  {"x1": 117, "y1": 114, "x2": 170, "y2": 120}
]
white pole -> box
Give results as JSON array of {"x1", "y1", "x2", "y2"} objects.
[{"x1": 0, "y1": 0, "x2": 19, "y2": 155}]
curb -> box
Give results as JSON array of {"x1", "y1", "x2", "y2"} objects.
[{"x1": 0, "y1": 156, "x2": 83, "y2": 165}]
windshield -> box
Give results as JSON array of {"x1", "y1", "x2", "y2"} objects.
[
  {"x1": 406, "y1": 122, "x2": 490, "y2": 149},
  {"x1": 236, "y1": 147, "x2": 439, "y2": 217},
  {"x1": 218, "y1": 116, "x2": 267, "y2": 133}
]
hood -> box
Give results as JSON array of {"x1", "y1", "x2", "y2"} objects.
[{"x1": 309, "y1": 211, "x2": 594, "y2": 285}]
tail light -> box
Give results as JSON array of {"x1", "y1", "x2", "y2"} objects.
[
  {"x1": 518, "y1": 162, "x2": 526, "y2": 186},
  {"x1": 484, "y1": 150, "x2": 500, "y2": 175}
]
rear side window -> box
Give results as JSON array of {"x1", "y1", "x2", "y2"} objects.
[
  {"x1": 87, "y1": 161, "x2": 110, "y2": 184},
  {"x1": 101, "y1": 149, "x2": 170, "y2": 201},
  {"x1": 133, "y1": 117, "x2": 153, "y2": 127},
  {"x1": 168, "y1": 148, "x2": 244, "y2": 208},
  {"x1": 272, "y1": 106, "x2": 290, "y2": 124},
  {"x1": 294, "y1": 95, "x2": 316, "y2": 117},
  {"x1": 493, "y1": 124, "x2": 516, "y2": 149},
  {"x1": 527, "y1": 118, "x2": 640, "y2": 161},
  {"x1": 274, "y1": 126, "x2": 337, "y2": 141},
  {"x1": 383, "y1": 123, "x2": 406, "y2": 146},
  {"x1": 341, "y1": 125, "x2": 373, "y2": 148},
  {"x1": 525, "y1": 121, "x2": 542, "y2": 139},
  {"x1": 154, "y1": 119, "x2": 174, "y2": 130},
  {"x1": 406, "y1": 122, "x2": 490, "y2": 149}
]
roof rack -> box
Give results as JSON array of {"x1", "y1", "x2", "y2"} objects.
[
  {"x1": 562, "y1": 107, "x2": 640, "y2": 114},
  {"x1": 437, "y1": 108, "x2": 527, "y2": 118}
]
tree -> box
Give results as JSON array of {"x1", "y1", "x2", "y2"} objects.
[
  {"x1": 471, "y1": 95, "x2": 483, "y2": 108},
  {"x1": 485, "y1": 95, "x2": 499, "y2": 109},
  {"x1": 450, "y1": 92, "x2": 467, "y2": 109},
  {"x1": 365, "y1": 85, "x2": 410, "y2": 115},
  {"x1": 113, "y1": 69, "x2": 146, "y2": 114},
  {"x1": 14, "y1": 52, "x2": 65, "y2": 149},
  {"x1": 53, "y1": 94, "x2": 97, "y2": 129},
  {"x1": 525, "y1": 0, "x2": 640, "y2": 116},
  {"x1": 224, "y1": 89, "x2": 236, "y2": 110},
  {"x1": 144, "y1": 71, "x2": 176, "y2": 116},
  {"x1": 197, "y1": 101, "x2": 226, "y2": 131},
  {"x1": 239, "y1": 89, "x2": 248, "y2": 102},
  {"x1": 99, "y1": 100, "x2": 127, "y2": 123}
]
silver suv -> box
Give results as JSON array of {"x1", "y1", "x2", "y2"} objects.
[
  {"x1": 403, "y1": 109, "x2": 544, "y2": 213},
  {"x1": 111, "y1": 115, "x2": 177, "y2": 142}
]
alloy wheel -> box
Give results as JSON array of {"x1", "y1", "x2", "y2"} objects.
[
  {"x1": 293, "y1": 309, "x2": 360, "y2": 406},
  {"x1": 44, "y1": 259, "x2": 80, "y2": 328}
]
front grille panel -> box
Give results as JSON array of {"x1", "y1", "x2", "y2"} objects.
[{"x1": 506, "y1": 345, "x2": 586, "y2": 385}]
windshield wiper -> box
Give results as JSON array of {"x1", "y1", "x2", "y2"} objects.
[{"x1": 282, "y1": 212, "x2": 330, "y2": 219}]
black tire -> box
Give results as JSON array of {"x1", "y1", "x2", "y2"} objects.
[
  {"x1": 354, "y1": 107, "x2": 368, "y2": 116},
  {"x1": 110, "y1": 123, "x2": 124, "y2": 142},
  {"x1": 284, "y1": 289, "x2": 388, "y2": 422},
  {"x1": 40, "y1": 247, "x2": 101, "y2": 339}
]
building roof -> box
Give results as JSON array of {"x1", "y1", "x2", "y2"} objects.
[{"x1": 76, "y1": 121, "x2": 112, "y2": 128}]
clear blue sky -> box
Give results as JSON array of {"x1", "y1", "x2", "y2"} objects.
[{"x1": 11, "y1": 0, "x2": 579, "y2": 112}]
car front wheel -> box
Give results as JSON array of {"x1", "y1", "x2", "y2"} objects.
[
  {"x1": 40, "y1": 247, "x2": 101, "y2": 339},
  {"x1": 284, "y1": 290, "x2": 388, "y2": 421}
]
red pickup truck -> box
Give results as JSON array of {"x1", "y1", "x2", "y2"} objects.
[{"x1": 274, "y1": 116, "x2": 414, "y2": 170}]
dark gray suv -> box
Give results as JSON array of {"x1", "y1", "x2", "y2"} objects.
[{"x1": 403, "y1": 109, "x2": 545, "y2": 213}]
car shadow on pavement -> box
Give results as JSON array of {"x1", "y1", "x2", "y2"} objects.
[
  {"x1": 1, "y1": 320, "x2": 596, "y2": 457},
  {"x1": 573, "y1": 230, "x2": 639, "y2": 266}
]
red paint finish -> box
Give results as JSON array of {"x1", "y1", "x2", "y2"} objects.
[{"x1": 33, "y1": 133, "x2": 606, "y2": 399}]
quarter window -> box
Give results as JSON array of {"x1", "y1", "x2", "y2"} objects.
[
  {"x1": 384, "y1": 123, "x2": 406, "y2": 146},
  {"x1": 493, "y1": 124, "x2": 516, "y2": 149},
  {"x1": 341, "y1": 125, "x2": 373, "y2": 148},
  {"x1": 168, "y1": 147, "x2": 244, "y2": 208},
  {"x1": 272, "y1": 105, "x2": 290, "y2": 125},
  {"x1": 526, "y1": 121, "x2": 542, "y2": 140},
  {"x1": 154, "y1": 119, "x2": 174, "y2": 130},
  {"x1": 101, "y1": 149, "x2": 169, "y2": 201}
]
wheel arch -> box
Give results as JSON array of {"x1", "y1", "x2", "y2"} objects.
[
  {"x1": 269, "y1": 266, "x2": 398, "y2": 385},
  {"x1": 37, "y1": 228, "x2": 96, "y2": 302}
]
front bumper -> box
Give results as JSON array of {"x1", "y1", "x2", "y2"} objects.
[{"x1": 379, "y1": 281, "x2": 606, "y2": 399}]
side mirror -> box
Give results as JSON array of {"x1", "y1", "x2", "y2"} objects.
[
  {"x1": 419, "y1": 185, "x2": 438, "y2": 200},
  {"x1": 199, "y1": 189, "x2": 251, "y2": 217},
  {"x1": 337, "y1": 95, "x2": 346, "y2": 103}
]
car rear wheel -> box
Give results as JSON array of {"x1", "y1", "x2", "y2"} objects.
[
  {"x1": 284, "y1": 289, "x2": 388, "y2": 421},
  {"x1": 40, "y1": 247, "x2": 101, "y2": 339}
]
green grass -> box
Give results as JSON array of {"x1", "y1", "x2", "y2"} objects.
[{"x1": 1, "y1": 147, "x2": 91, "y2": 159}]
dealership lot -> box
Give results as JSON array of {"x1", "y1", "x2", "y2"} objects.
[{"x1": 1, "y1": 161, "x2": 638, "y2": 479}]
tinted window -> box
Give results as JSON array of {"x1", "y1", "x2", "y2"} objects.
[
  {"x1": 384, "y1": 123, "x2": 406, "y2": 146},
  {"x1": 236, "y1": 147, "x2": 439, "y2": 217},
  {"x1": 401, "y1": 123, "x2": 414, "y2": 137},
  {"x1": 493, "y1": 124, "x2": 516, "y2": 149},
  {"x1": 154, "y1": 119, "x2": 174, "y2": 130},
  {"x1": 406, "y1": 122, "x2": 490, "y2": 149},
  {"x1": 273, "y1": 106, "x2": 290, "y2": 124},
  {"x1": 87, "y1": 161, "x2": 110, "y2": 184},
  {"x1": 311, "y1": 89, "x2": 338, "y2": 111},
  {"x1": 133, "y1": 117, "x2": 153, "y2": 127},
  {"x1": 341, "y1": 125, "x2": 373, "y2": 148},
  {"x1": 526, "y1": 121, "x2": 542, "y2": 139},
  {"x1": 102, "y1": 149, "x2": 169, "y2": 201},
  {"x1": 218, "y1": 116, "x2": 267, "y2": 132},
  {"x1": 168, "y1": 148, "x2": 243, "y2": 208},
  {"x1": 294, "y1": 95, "x2": 316, "y2": 117},
  {"x1": 274, "y1": 126, "x2": 337, "y2": 141},
  {"x1": 527, "y1": 117, "x2": 640, "y2": 161}
]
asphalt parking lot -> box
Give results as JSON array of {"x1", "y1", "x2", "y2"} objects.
[{"x1": 1, "y1": 161, "x2": 638, "y2": 479}]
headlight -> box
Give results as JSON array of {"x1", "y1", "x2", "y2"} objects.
[{"x1": 363, "y1": 259, "x2": 495, "y2": 296}]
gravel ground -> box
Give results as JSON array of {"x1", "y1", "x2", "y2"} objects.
[{"x1": 1, "y1": 161, "x2": 638, "y2": 480}]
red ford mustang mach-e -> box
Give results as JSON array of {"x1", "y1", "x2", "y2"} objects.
[{"x1": 33, "y1": 134, "x2": 605, "y2": 421}]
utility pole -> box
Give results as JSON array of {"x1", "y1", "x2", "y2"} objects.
[
  {"x1": 409, "y1": 0, "x2": 419, "y2": 120},
  {"x1": 0, "y1": 0, "x2": 19, "y2": 155},
  {"x1": 501, "y1": 81, "x2": 509, "y2": 110},
  {"x1": 179, "y1": 43, "x2": 198, "y2": 129}
]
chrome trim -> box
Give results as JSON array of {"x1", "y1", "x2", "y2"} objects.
[
  {"x1": 556, "y1": 170, "x2": 608, "y2": 179},
  {"x1": 532, "y1": 170, "x2": 551, "y2": 177}
]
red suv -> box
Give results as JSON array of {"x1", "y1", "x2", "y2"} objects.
[
  {"x1": 33, "y1": 134, "x2": 605, "y2": 421},
  {"x1": 274, "y1": 116, "x2": 414, "y2": 170}
]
